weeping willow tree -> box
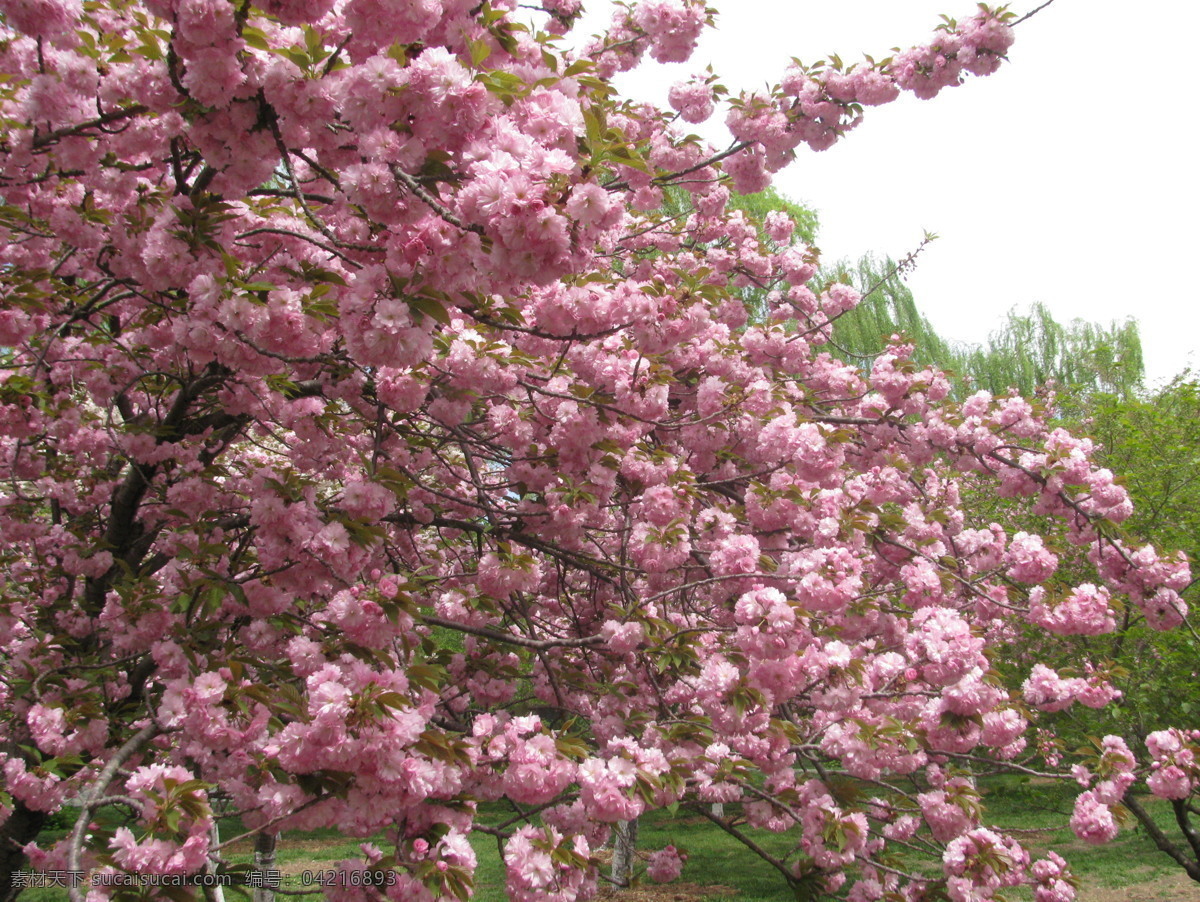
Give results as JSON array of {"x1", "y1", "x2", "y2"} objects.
[
  {"x1": 727, "y1": 187, "x2": 820, "y2": 324},
  {"x1": 729, "y1": 186, "x2": 820, "y2": 245},
  {"x1": 673, "y1": 185, "x2": 1143, "y2": 402},
  {"x1": 822, "y1": 254, "x2": 1144, "y2": 402},
  {"x1": 655, "y1": 185, "x2": 819, "y2": 324},
  {"x1": 958, "y1": 301, "x2": 1143, "y2": 400},
  {"x1": 822, "y1": 250, "x2": 960, "y2": 373}
]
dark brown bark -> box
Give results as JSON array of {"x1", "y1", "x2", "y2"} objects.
[
  {"x1": 1124, "y1": 792, "x2": 1200, "y2": 882},
  {"x1": 0, "y1": 802, "x2": 48, "y2": 902}
]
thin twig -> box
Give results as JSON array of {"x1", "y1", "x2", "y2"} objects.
[
  {"x1": 419, "y1": 613, "x2": 605, "y2": 650},
  {"x1": 1011, "y1": 0, "x2": 1057, "y2": 27},
  {"x1": 32, "y1": 104, "x2": 149, "y2": 149},
  {"x1": 389, "y1": 164, "x2": 485, "y2": 235}
]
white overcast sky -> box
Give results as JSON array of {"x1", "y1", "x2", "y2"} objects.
[{"x1": 567, "y1": 0, "x2": 1200, "y2": 386}]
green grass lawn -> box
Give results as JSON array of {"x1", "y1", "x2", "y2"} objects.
[
  {"x1": 977, "y1": 778, "x2": 1186, "y2": 896},
  {"x1": 16, "y1": 786, "x2": 1195, "y2": 901},
  {"x1": 465, "y1": 807, "x2": 797, "y2": 902}
]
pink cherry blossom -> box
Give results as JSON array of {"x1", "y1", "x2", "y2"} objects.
[{"x1": 647, "y1": 844, "x2": 687, "y2": 882}]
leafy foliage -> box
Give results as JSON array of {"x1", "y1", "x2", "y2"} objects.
[{"x1": 820, "y1": 258, "x2": 1144, "y2": 402}]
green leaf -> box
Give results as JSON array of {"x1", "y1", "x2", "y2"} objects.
[
  {"x1": 242, "y1": 26, "x2": 271, "y2": 51},
  {"x1": 408, "y1": 295, "x2": 451, "y2": 326},
  {"x1": 469, "y1": 39, "x2": 492, "y2": 68}
]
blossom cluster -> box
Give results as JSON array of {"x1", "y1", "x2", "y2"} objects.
[{"x1": 1145, "y1": 729, "x2": 1199, "y2": 800}]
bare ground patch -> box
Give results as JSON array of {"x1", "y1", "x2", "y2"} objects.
[
  {"x1": 1079, "y1": 869, "x2": 1198, "y2": 902},
  {"x1": 597, "y1": 884, "x2": 737, "y2": 901}
]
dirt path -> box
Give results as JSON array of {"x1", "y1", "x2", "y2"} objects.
[
  {"x1": 591, "y1": 872, "x2": 1200, "y2": 902},
  {"x1": 1080, "y1": 869, "x2": 1198, "y2": 902},
  {"x1": 597, "y1": 885, "x2": 736, "y2": 901}
]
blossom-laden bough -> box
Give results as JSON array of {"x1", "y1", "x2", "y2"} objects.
[{"x1": 0, "y1": 0, "x2": 1189, "y2": 900}]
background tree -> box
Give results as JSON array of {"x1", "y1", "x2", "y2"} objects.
[
  {"x1": 820, "y1": 256, "x2": 1144, "y2": 402},
  {"x1": 822, "y1": 249, "x2": 959, "y2": 372},
  {"x1": 819, "y1": 243, "x2": 1200, "y2": 882},
  {"x1": 1046, "y1": 378, "x2": 1200, "y2": 880},
  {"x1": 959, "y1": 301, "x2": 1143, "y2": 402}
]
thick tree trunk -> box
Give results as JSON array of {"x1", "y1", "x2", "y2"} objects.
[
  {"x1": 1124, "y1": 792, "x2": 1200, "y2": 882},
  {"x1": 609, "y1": 818, "x2": 639, "y2": 889},
  {"x1": 0, "y1": 803, "x2": 48, "y2": 902},
  {"x1": 203, "y1": 819, "x2": 226, "y2": 902},
  {"x1": 252, "y1": 832, "x2": 279, "y2": 902}
]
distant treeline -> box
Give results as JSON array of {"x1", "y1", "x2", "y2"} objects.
[{"x1": 822, "y1": 254, "x2": 1144, "y2": 402}]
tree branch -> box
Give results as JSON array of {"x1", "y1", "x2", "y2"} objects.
[
  {"x1": 67, "y1": 723, "x2": 161, "y2": 902},
  {"x1": 1011, "y1": 0, "x2": 1057, "y2": 27},
  {"x1": 389, "y1": 164, "x2": 485, "y2": 235},
  {"x1": 32, "y1": 104, "x2": 149, "y2": 149},
  {"x1": 1123, "y1": 792, "x2": 1200, "y2": 881},
  {"x1": 690, "y1": 803, "x2": 798, "y2": 887},
  {"x1": 419, "y1": 614, "x2": 604, "y2": 650}
]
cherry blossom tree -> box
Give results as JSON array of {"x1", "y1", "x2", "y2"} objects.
[{"x1": 0, "y1": 1, "x2": 1190, "y2": 900}]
